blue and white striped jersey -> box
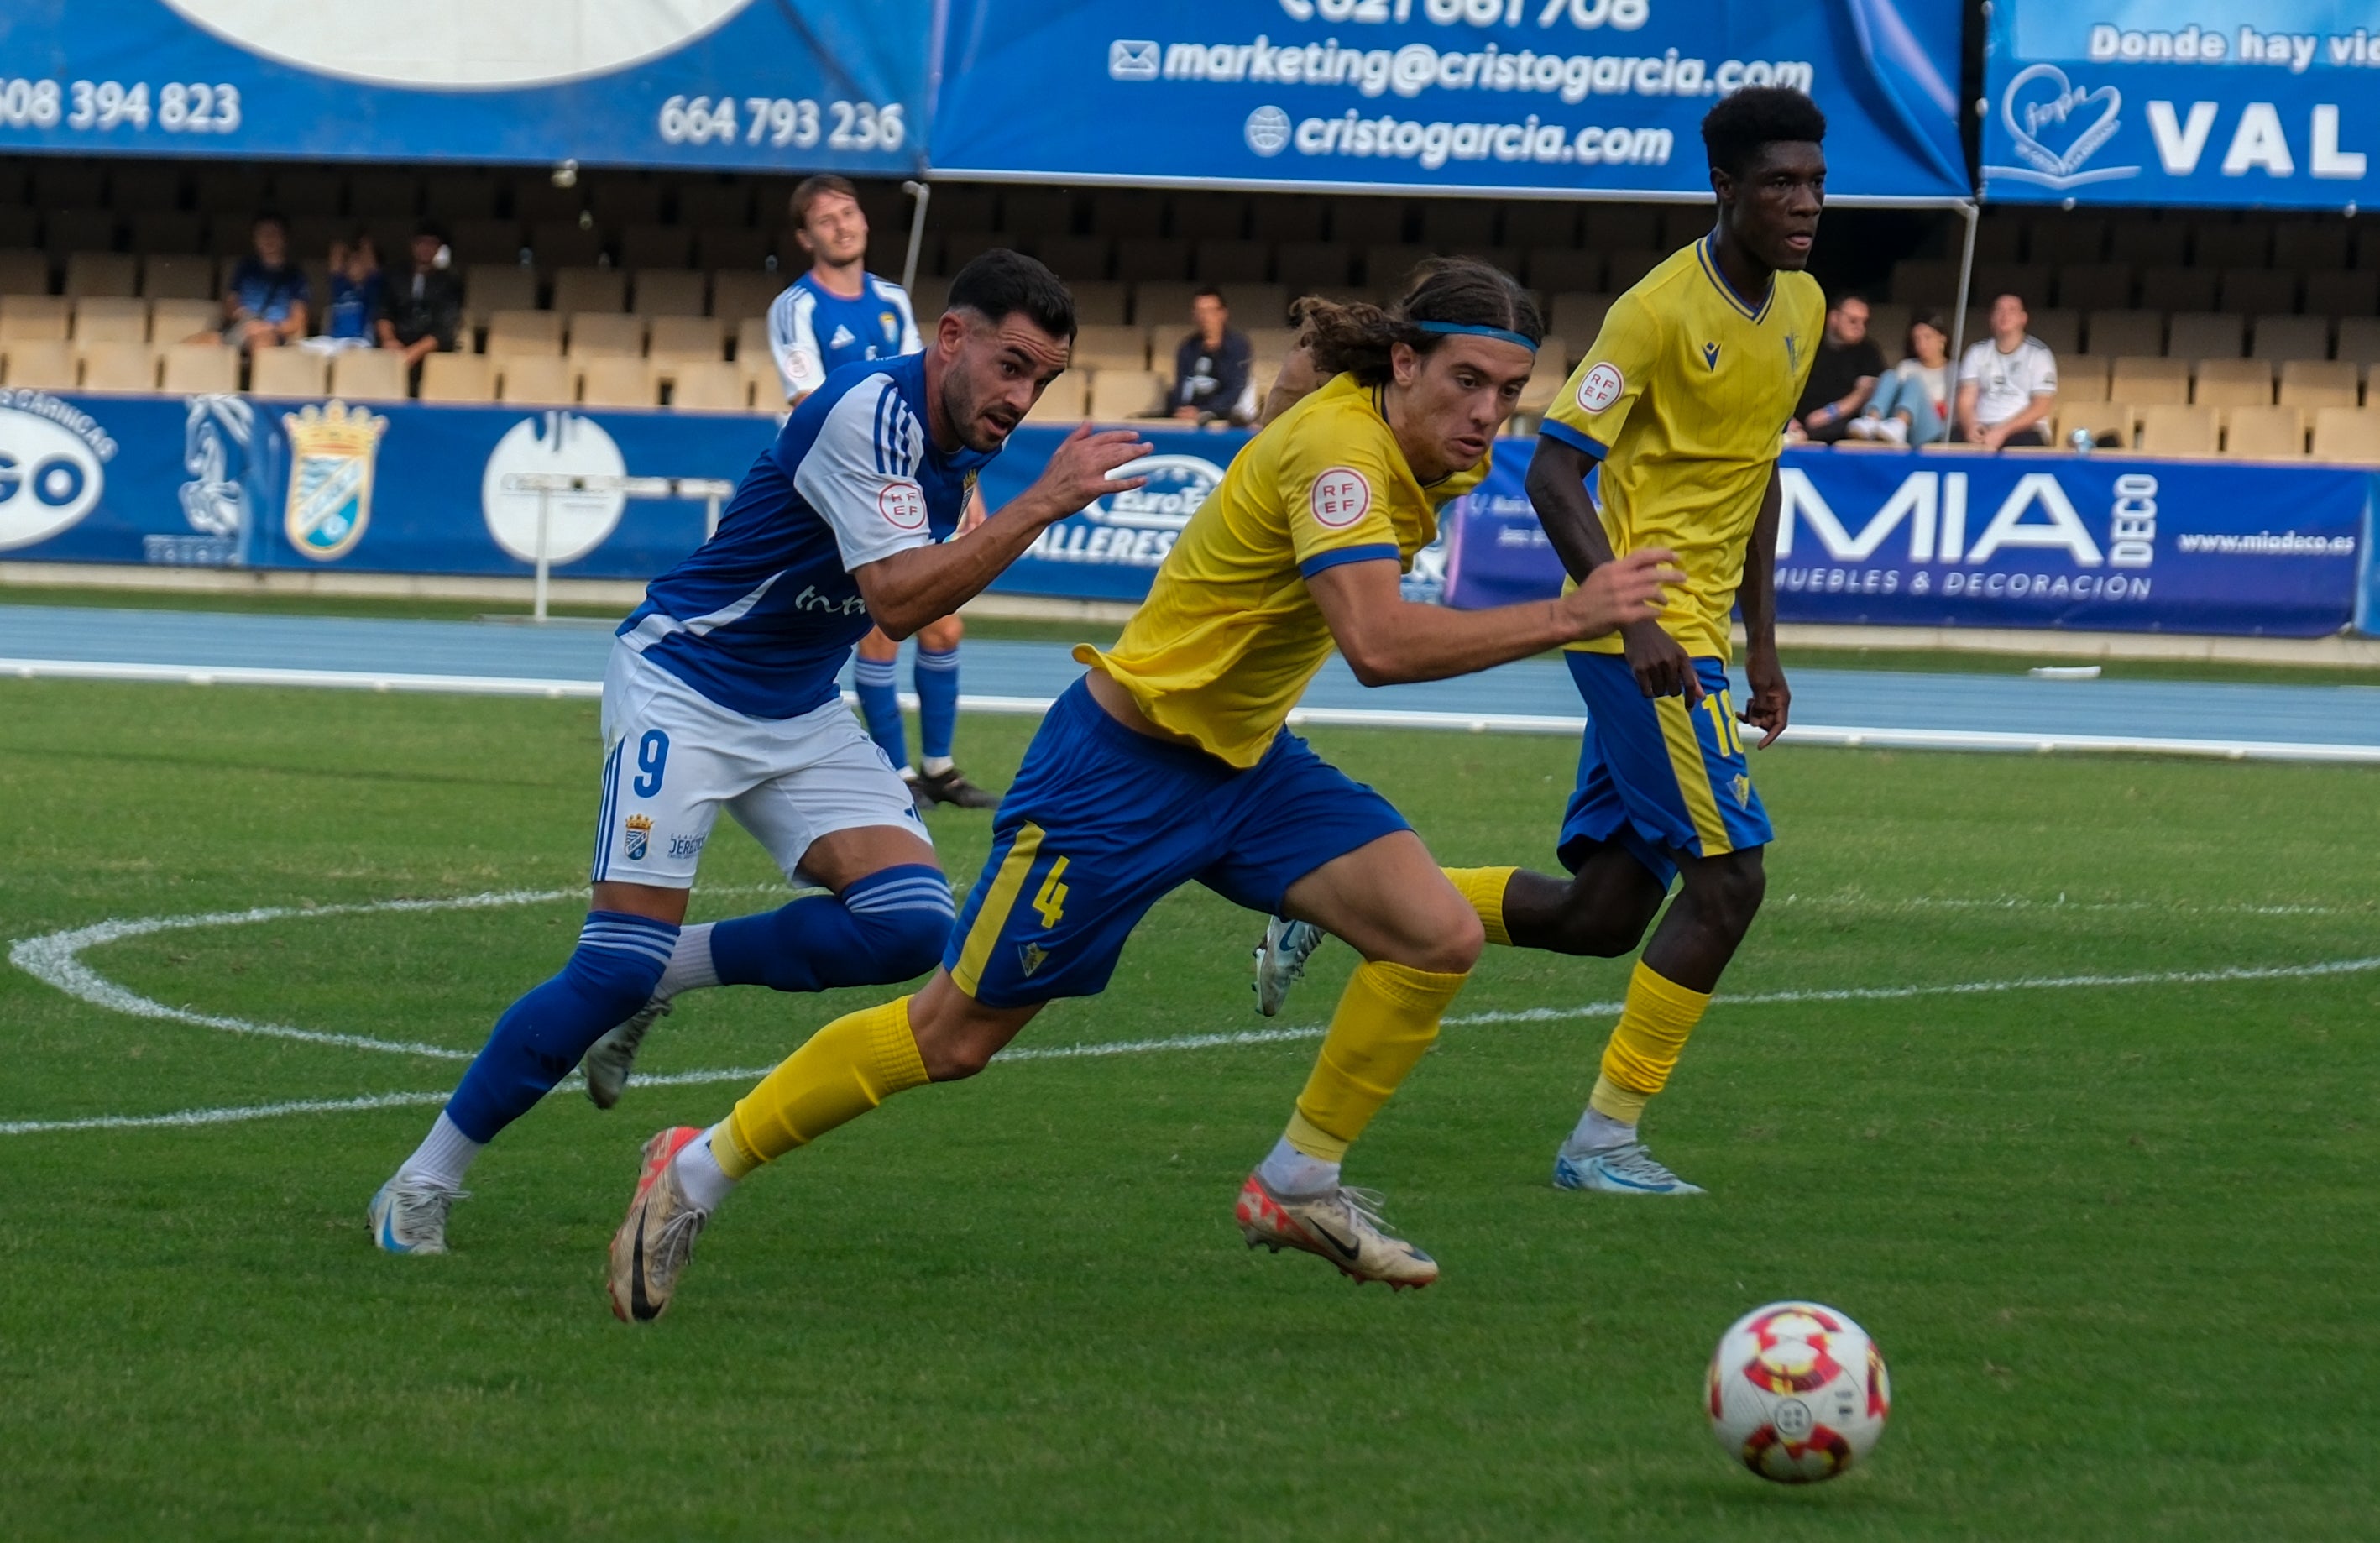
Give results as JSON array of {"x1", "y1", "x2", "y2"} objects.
[
  {"x1": 767, "y1": 270, "x2": 923, "y2": 404},
  {"x1": 617, "y1": 351, "x2": 990, "y2": 720}
]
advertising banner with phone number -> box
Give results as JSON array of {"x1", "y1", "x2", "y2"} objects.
[
  {"x1": 0, "y1": 0, "x2": 928, "y2": 172},
  {"x1": 932, "y1": 0, "x2": 1967, "y2": 199}
]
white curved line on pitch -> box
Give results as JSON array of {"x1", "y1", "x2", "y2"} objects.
[{"x1": 6, "y1": 955, "x2": 2375, "y2": 1138}]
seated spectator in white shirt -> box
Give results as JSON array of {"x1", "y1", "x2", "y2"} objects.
[
  {"x1": 1844, "y1": 310, "x2": 1952, "y2": 446},
  {"x1": 1956, "y1": 294, "x2": 2058, "y2": 449}
]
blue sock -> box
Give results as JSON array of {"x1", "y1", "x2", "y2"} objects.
[
  {"x1": 442, "y1": 912, "x2": 677, "y2": 1143},
  {"x1": 914, "y1": 646, "x2": 960, "y2": 764},
  {"x1": 853, "y1": 654, "x2": 908, "y2": 770},
  {"x1": 708, "y1": 865, "x2": 954, "y2": 993}
]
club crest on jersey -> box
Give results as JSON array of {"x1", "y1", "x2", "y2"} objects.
[
  {"x1": 1017, "y1": 942, "x2": 1049, "y2": 977},
  {"x1": 880, "y1": 310, "x2": 899, "y2": 343},
  {"x1": 1731, "y1": 773, "x2": 1752, "y2": 807},
  {"x1": 280, "y1": 400, "x2": 384, "y2": 562},
  {"x1": 1702, "y1": 342, "x2": 1721, "y2": 370},
  {"x1": 1309, "y1": 467, "x2": 1373, "y2": 528},
  {"x1": 623, "y1": 813, "x2": 651, "y2": 861},
  {"x1": 1783, "y1": 332, "x2": 1804, "y2": 372},
  {"x1": 1576, "y1": 362, "x2": 1624, "y2": 413}
]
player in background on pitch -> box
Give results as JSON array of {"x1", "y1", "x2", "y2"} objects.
[
  {"x1": 369, "y1": 253, "x2": 1148, "y2": 1254},
  {"x1": 602, "y1": 259, "x2": 1684, "y2": 1321},
  {"x1": 772, "y1": 174, "x2": 1002, "y2": 813},
  {"x1": 1253, "y1": 88, "x2": 1823, "y2": 1199}
]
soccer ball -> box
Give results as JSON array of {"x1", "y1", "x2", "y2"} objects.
[{"x1": 1707, "y1": 1301, "x2": 1890, "y2": 1483}]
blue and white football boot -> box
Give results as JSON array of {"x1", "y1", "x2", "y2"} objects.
[
  {"x1": 1552, "y1": 1142, "x2": 1706, "y2": 1196},
  {"x1": 369, "y1": 1176, "x2": 468, "y2": 1254},
  {"x1": 1252, "y1": 916, "x2": 1326, "y2": 1017}
]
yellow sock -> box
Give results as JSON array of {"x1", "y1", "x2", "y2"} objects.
[
  {"x1": 1587, "y1": 961, "x2": 1712, "y2": 1123},
  {"x1": 1284, "y1": 960, "x2": 1470, "y2": 1161},
  {"x1": 1441, "y1": 866, "x2": 1516, "y2": 946},
  {"x1": 714, "y1": 996, "x2": 929, "y2": 1178}
]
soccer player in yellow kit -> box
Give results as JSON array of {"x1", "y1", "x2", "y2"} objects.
[
  {"x1": 603, "y1": 259, "x2": 1683, "y2": 1318},
  {"x1": 1472, "y1": 87, "x2": 1826, "y2": 1195}
]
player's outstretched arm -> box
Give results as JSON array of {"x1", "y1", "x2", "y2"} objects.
[
  {"x1": 1305, "y1": 551, "x2": 1681, "y2": 688},
  {"x1": 1525, "y1": 436, "x2": 1703, "y2": 705},
  {"x1": 854, "y1": 425, "x2": 1149, "y2": 638},
  {"x1": 1737, "y1": 467, "x2": 1790, "y2": 746}
]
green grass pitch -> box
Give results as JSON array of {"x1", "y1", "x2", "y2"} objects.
[{"x1": 2, "y1": 677, "x2": 2374, "y2": 1540}]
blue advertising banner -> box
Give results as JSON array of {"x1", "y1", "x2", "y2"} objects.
[
  {"x1": 0, "y1": 389, "x2": 773, "y2": 578},
  {"x1": 0, "y1": 1, "x2": 927, "y2": 172},
  {"x1": 1441, "y1": 442, "x2": 2370, "y2": 637},
  {"x1": 932, "y1": 0, "x2": 1966, "y2": 200},
  {"x1": 1980, "y1": 1, "x2": 2379, "y2": 207}
]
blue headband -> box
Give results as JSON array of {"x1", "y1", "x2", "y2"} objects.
[{"x1": 1415, "y1": 320, "x2": 1539, "y2": 352}]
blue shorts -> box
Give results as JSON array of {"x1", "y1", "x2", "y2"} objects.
[
  {"x1": 1557, "y1": 651, "x2": 1773, "y2": 889},
  {"x1": 944, "y1": 677, "x2": 1410, "y2": 1008}
]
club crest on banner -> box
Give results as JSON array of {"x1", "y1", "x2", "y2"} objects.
[{"x1": 281, "y1": 400, "x2": 385, "y2": 562}]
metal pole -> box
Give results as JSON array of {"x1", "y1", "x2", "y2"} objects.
[
  {"x1": 901, "y1": 180, "x2": 932, "y2": 297},
  {"x1": 533, "y1": 487, "x2": 552, "y2": 623},
  {"x1": 1948, "y1": 199, "x2": 1980, "y2": 382}
]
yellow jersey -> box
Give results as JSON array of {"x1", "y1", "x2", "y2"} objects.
[
  {"x1": 1077, "y1": 372, "x2": 1486, "y2": 768},
  {"x1": 1541, "y1": 236, "x2": 1823, "y2": 660}
]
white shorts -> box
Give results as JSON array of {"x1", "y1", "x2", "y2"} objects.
[{"x1": 592, "y1": 644, "x2": 928, "y2": 888}]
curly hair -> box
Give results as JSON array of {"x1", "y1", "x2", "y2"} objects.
[
  {"x1": 1291, "y1": 257, "x2": 1544, "y2": 386},
  {"x1": 1701, "y1": 86, "x2": 1827, "y2": 178}
]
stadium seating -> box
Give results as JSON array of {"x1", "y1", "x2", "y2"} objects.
[
  {"x1": 418, "y1": 353, "x2": 495, "y2": 404},
  {"x1": 249, "y1": 348, "x2": 328, "y2": 397},
  {"x1": 671, "y1": 361, "x2": 750, "y2": 411},
  {"x1": 331, "y1": 348, "x2": 410, "y2": 401},
  {"x1": 2224, "y1": 405, "x2": 2306, "y2": 459},
  {"x1": 2310, "y1": 406, "x2": 2380, "y2": 462},
  {"x1": 496, "y1": 354, "x2": 574, "y2": 405},
  {"x1": 579, "y1": 357, "x2": 657, "y2": 407},
  {"x1": 160, "y1": 343, "x2": 236, "y2": 394},
  {"x1": 80, "y1": 341, "x2": 159, "y2": 392},
  {"x1": 2137, "y1": 404, "x2": 2219, "y2": 457},
  {"x1": 1086, "y1": 369, "x2": 1166, "y2": 421}
]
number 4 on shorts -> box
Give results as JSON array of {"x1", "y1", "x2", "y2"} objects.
[{"x1": 1033, "y1": 857, "x2": 1070, "y2": 928}]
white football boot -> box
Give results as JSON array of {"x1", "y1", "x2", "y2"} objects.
[
  {"x1": 1251, "y1": 917, "x2": 1326, "y2": 1017},
  {"x1": 1235, "y1": 1173, "x2": 1439, "y2": 1289},
  {"x1": 369, "y1": 1176, "x2": 468, "y2": 1254},
  {"x1": 1552, "y1": 1142, "x2": 1706, "y2": 1195},
  {"x1": 583, "y1": 996, "x2": 672, "y2": 1110}
]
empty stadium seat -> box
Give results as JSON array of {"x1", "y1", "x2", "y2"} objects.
[
  {"x1": 2252, "y1": 316, "x2": 2330, "y2": 363},
  {"x1": 670, "y1": 360, "x2": 749, "y2": 412},
  {"x1": 1582, "y1": 206, "x2": 1660, "y2": 248},
  {"x1": 1070, "y1": 325, "x2": 1148, "y2": 371},
  {"x1": 2138, "y1": 267, "x2": 2217, "y2": 312},
  {"x1": 464, "y1": 264, "x2": 539, "y2": 320},
  {"x1": 142, "y1": 254, "x2": 217, "y2": 301},
  {"x1": 630, "y1": 269, "x2": 706, "y2": 317},
  {"x1": 79, "y1": 341, "x2": 158, "y2": 392},
  {"x1": 1087, "y1": 369, "x2": 1165, "y2": 421},
  {"x1": 1504, "y1": 204, "x2": 1578, "y2": 248},
  {"x1": 160, "y1": 342, "x2": 237, "y2": 394},
  {"x1": 2106, "y1": 219, "x2": 2175, "y2": 266},
  {"x1": 568, "y1": 313, "x2": 645, "y2": 359},
  {"x1": 1023, "y1": 371, "x2": 1087, "y2": 423},
  {"x1": 1549, "y1": 294, "x2": 1614, "y2": 355},
  {"x1": 2167, "y1": 312, "x2": 2244, "y2": 359},
  {"x1": 935, "y1": 230, "x2": 1001, "y2": 275},
  {"x1": 589, "y1": 180, "x2": 664, "y2": 228},
  {"x1": 1002, "y1": 190, "x2": 1075, "y2": 237},
  {"x1": 676, "y1": 184, "x2": 752, "y2": 228},
  {"x1": 0, "y1": 295, "x2": 71, "y2": 341},
  {"x1": 620, "y1": 223, "x2": 693, "y2": 271},
  {"x1": 129, "y1": 212, "x2": 206, "y2": 257},
  {"x1": 45, "y1": 210, "x2": 120, "y2": 259},
  {"x1": 0, "y1": 210, "x2": 34, "y2": 248},
  {"x1": 65, "y1": 252, "x2": 139, "y2": 298},
  {"x1": 0, "y1": 248, "x2": 50, "y2": 296},
  {"x1": 2224, "y1": 405, "x2": 2306, "y2": 459},
  {"x1": 248, "y1": 348, "x2": 327, "y2": 396},
  {"x1": 418, "y1": 352, "x2": 494, "y2": 404},
  {"x1": 2333, "y1": 318, "x2": 2380, "y2": 371},
  {"x1": 108, "y1": 166, "x2": 183, "y2": 212},
  {"x1": 646, "y1": 315, "x2": 725, "y2": 365},
  {"x1": 497, "y1": 354, "x2": 575, "y2": 405},
  {"x1": 2219, "y1": 268, "x2": 2295, "y2": 316},
  {"x1": 1420, "y1": 204, "x2": 1497, "y2": 248},
  {"x1": 694, "y1": 228, "x2": 769, "y2": 271},
  {"x1": 2309, "y1": 406, "x2": 2380, "y2": 462},
  {"x1": 1516, "y1": 348, "x2": 1572, "y2": 415},
  {"x1": 579, "y1": 357, "x2": 656, "y2": 407},
  {"x1": 2193, "y1": 358, "x2": 2273, "y2": 408},
  {"x1": 2029, "y1": 216, "x2": 2107, "y2": 265},
  {"x1": 149, "y1": 300, "x2": 219, "y2": 344},
  {"x1": 2057, "y1": 356, "x2": 2111, "y2": 402},
  {"x1": 1038, "y1": 235, "x2": 1113, "y2": 284},
  {"x1": 712, "y1": 270, "x2": 787, "y2": 324},
  {"x1": 2111, "y1": 357, "x2": 2190, "y2": 404},
  {"x1": 2137, "y1": 404, "x2": 2219, "y2": 456},
  {"x1": 1117, "y1": 238, "x2": 1190, "y2": 280},
  {"x1": 2278, "y1": 360, "x2": 2361, "y2": 409},
  {"x1": 1972, "y1": 264, "x2": 2051, "y2": 307},
  {"x1": 1174, "y1": 191, "x2": 1249, "y2": 241},
  {"x1": 2054, "y1": 264, "x2": 2132, "y2": 311},
  {"x1": 1064, "y1": 281, "x2": 1128, "y2": 327},
  {"x1": 330, "y1": 348, "x2": 408, "y2": 401},
  {"x1": 1250, "y1": 201, "x2": 1327, "y2": 243},
  {"x1": 2087, "y1": 311, "x2": 2163, "y2": 357},
  {"x1": 2, "y1": 338, "x2": 76, "y2": 389},
  {"x1": 2303, "y1": 270, "x2": 2379, "y2": 318},
  {"x1": 2025, "y1": 309, "x2": 2080, "y2": 357},
  {"x1": 550, "y1": 267, "x2": 626, "y2": 315},
  {"x1": 486, "y1": 310, "x2": 564, "y2": 357},
  {"x1": 2194, "y1": 223, "x2": 2270, "y2": 267},
  {"x1": 1969, "y1": 217, "x2": 2024, "y2": 263},
  {"x1": 1603, "y1": 248, "x2": 1663, "y2": 293},
  {"x1": 1526, "y1": 249, "x2": 1603, "y2": 294},
  {"x1": 1275, "y1": 243, "x2": 1352, "y2": 292},
  {"x1": 2273, "y1": 222, "x2": 2350, "y2": 270},
  {"x1": 1193, "y1": 240, "x2": 1268, "y2": 284},
  {"x1": 1890, "y1": 259, "x2": 1959, "y2": 306},
  {"x1": 71, "y1": 296, "x2": 146, "y2": 343},
  {"x1": 1331, "y1": 201, "x2": 1409, "y2": 247}
]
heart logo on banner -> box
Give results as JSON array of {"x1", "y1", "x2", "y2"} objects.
[{"x1": 2001, "y1": 64, "x2": 2122, "y2": 179}]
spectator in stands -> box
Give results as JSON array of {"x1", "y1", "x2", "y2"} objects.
[
  {"x1": 1790, "y1": 293, "x2": 1883, "y2": 443},
  {"x1": 301, "y1": 233, "x2": 384, "y2": 354},
  {"x1": 196, "y1": 213, "x2": 307, "y2": 351},
  {"x1": 377, "y1": 222, "x2": 463, "y2": 367},
  {"x1": 1956, "y1": 293, "x2": 2058, "y2": 449},
  {"x1": 1844, "y1": 310, "x2": 1951, "y2": 447},
  {"x1": 1169, "y1": 286, "x2": 1253, "y2": 425}
]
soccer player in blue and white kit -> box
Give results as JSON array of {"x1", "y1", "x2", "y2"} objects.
[
  {"x1": 771, "y1": 175, "x2": 999, "y2": 812},
  {"x1": 369, "y1": 251, "x2": 1148, "y2": 1253}
]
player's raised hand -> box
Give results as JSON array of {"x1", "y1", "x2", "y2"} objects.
[
  {"x1": 1563, "y1": 548, "x2": 1683, "y2": 641},
  {"x1": 1029, "y1": 423, "x2": 1150, "y2": 515}
]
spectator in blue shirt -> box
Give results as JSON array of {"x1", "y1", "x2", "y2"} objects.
[
  {"x1": 193, "y1": 214, "x2": 308, "y2": 352},
  {"x1": 1169, "y1": 287, "x2": 1253, "y2": 424},
  {"x1": 301, "y1": 233, "x2": 384, "y2": 354}
]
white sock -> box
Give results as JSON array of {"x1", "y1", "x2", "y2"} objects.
[
  {"x1": 920, "y1": 755, "x2": 955, "y2": 777},
  {"x1": 1257, "y1": 1135, "x2": 1341, "y2": 1198},
  {"x1": 398, "y1": 1112, "x2": 483, "y2": 1189},
  {"x1": 656, "y1": 922, "x2": 718, "y2": 998},
  {"x1": 673, "y1": 1122, "x2": 738, "y2": 1211},
  {"x1": 1564, "y1": 1107, "x2": 1638, "y2": 1157}
]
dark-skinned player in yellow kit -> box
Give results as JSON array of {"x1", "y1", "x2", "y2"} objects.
[{"x1": 1255, "y1": 87, "x2": 1828, "y2": 1198}]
